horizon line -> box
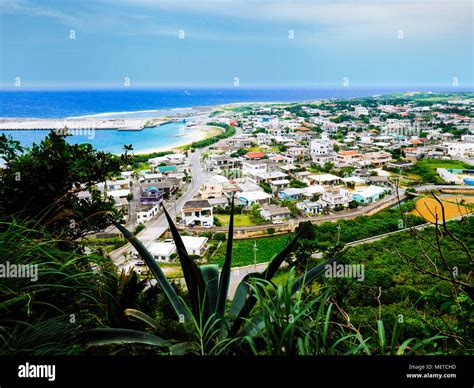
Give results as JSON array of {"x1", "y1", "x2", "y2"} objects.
[{"x1": 1, "y1": 83, "x2": 473, "y2": 92}]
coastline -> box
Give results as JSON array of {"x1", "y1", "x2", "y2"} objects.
[{"x1": 130, "y1": 124, "x2": 223, "y2": 155}]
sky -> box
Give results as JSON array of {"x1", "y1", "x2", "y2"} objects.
[{"x1": 0, "y1": 0, "x2": 473, "y2": 89}]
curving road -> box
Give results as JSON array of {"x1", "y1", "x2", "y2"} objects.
[{"x1": 110, "y1": 148, "x2": 211, "y2": 270}]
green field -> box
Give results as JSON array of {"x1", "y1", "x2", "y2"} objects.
[
  {"x1": 214, "y1": 214, "x2": 256, "y2": 227},
  {"x1": 410, "y1": 159, "x2": 473, "y2": 184},
  {"x1": 209, "y1": 234, "x2": 293, "y2": 267}
]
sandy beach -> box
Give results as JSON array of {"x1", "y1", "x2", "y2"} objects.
[{"x1": 131, "y1": 124, "x2": 223, "y2": 155}]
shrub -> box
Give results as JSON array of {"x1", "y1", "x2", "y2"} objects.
[
  {"x1": 213, "y1": 216, "x2": 222, "y2": 227},
  {"x1": 213, "y1": 232, "x2": 227, "y2": 241},
  {"x1": 200, "y1": 231, "x2": 214, "y2": 239},
  {"x1": 133, "y1": 223, "x2": 146, "y2": 235}
]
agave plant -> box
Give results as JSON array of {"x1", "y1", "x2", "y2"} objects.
[{"x1": 84, "y1": 196, "x2": 347, "y2": 354}]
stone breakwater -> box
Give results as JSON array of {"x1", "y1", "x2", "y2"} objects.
[{"x1": 0, "y1": 117, "x2": 170, "y2": 131}]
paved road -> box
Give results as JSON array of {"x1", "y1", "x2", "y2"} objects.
[
  {"x1": 110, "y1": 148, "x2": 211, "y2": 270},
  {"x1": 188, "y1": 188, "x2": 408, "y2": 234},
  {"x1": 414, "y1": 184, "x2": 474, "y2": 192},
  {"x1": 128, "y1": 175, "x2": 141, "y2": 229}
]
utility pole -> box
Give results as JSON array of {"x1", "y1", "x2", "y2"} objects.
[
  {"x1": 336, "y1": 225, "x2": 341, "y2": 245},
  {"x1": 253, "y1": 240, "x2": 258, "y2": 271}
]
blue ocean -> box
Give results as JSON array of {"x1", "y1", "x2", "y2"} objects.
[{"x1": 0, "y1": 87, "x2": 470, "y2": 154}]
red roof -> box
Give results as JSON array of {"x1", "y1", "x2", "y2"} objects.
[
  {"x1": 409, "y1": 139, "x2": 422, "y2": 145},
  {"x1": 338, "y1": 150, "x2": 359, "y2": 156},
  {"x1": 245, "y1": 151, "x2": 265, "y2": 159}
]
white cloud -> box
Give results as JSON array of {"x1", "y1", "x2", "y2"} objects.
[
  {"x1": 0, "y1": 0, "x2": 79, "y2": 25},
  {"x1": 115, "y1": 0, "x2": 472, "y2": 40}
]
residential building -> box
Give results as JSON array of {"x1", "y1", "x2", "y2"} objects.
[
  {"x1": 306, "y1": 173, "x2": 342, "y2": 186},
  {"x1": 321, "y1": 188, "x2": 352, "y2": 208},
  {"x1": 278, "y1": 188, "x2": 305, "y2": 201},
  {"x1": 242, "y1": 160, "x2": 267, "y2": 176},
  {"x1": 181, "y1": 236, "x2": 208, "y2": 256},
  {"x1": 149, "y1": 241, "x2": 177, "y2": 262},
  {"x1": 259, "y1": 205, "x2": 291, "y2": 222},
  {"x1": 181, "y1": 200, "x2": 214, "y2": 227},
  {"x1": 252, "y1": 171, "x2": 288, "y2": 184},
  {"x1": 199, "y1": 175, "x2": 228, "y2": 199},
  {"x1": 363, "y1": 151, "x2": 392, "y2": 167},
  {"x1": 237, "y1": 191, "x2": 272, "y2": 206},
  {"x1": 354, "y1": 106, "x2": 369, "y2": 116},
  {"x1": 351, "y1": 185, "x2": 388, "y2": 204},
  {"x1": 444, "y1": 142, "x2": 474, "y2": 158},
  {"x1": 337, "y1": 150, "x2": 362, "y2": 166},
  {"x1": 139, "y1": 186, "x2": 164, "y2": 205},
  {"x1": 269, "y1": 179, "x2": 290, "y2": 192},
  {"x1": 136, "y1": 203, "x2": 160, "y2": 223},
  {"x1": 296, "y1": 200, "x2": 323, "y2": 215},
  {"x1": 207, "y1": 155, "x2": 240, "y2": 171}
]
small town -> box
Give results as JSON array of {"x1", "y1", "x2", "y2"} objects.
[
  {"x1": 89, "y1": 92, "x2": 474, "y2": 283},
  {"x1": 1, "y1": 0, "x2": 473, "y2": 379}
]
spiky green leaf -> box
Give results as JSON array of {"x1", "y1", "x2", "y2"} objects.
[{"x1": 112, "y1": 221, "x2": 188, "y2": 319}]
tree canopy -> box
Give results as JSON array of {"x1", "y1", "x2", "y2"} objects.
[{"x1": 0, "y1": 131, "x2": 128, "y2": 239}]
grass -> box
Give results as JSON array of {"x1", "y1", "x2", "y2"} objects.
[
  {"x1": 271, "y1": 270, "x2": 291, "y2": 286},
  {"x1": 214, "y1": 214, "x2": 256, "y2": 227},
  {"x1": 85, "y1": 236, "x2": 128, "y2": 253},
  {"x1": 410, "y1": 159, "x2": 473, "y2": 184},
  {"x1": 209, "y1": 234, "x2": 293, "y2": 267},
  {"x1": 417, "y1": 160, "x2": 469, "y2": 170}
]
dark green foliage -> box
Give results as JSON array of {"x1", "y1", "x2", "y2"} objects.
[
  {"x1": 0, "y1": 132, "x2": 126, "y2": 238},
  {"x1": 213, "y1": 232, "x2": 226, "y2": 241},
  {"x1": 327, "y1": 218, "x2": 474, "y2": 354},
  {"x1": 133, "y1": 223, "x2": 146, "y2": 235},
  {"x1": 0, "y1": 221, "x2": 119, "y2": 355},
  {"x1": 259, "y1": 182, "x2": 272, "y2": 193},
  {"x1": 86, "y1": 201, "x2": 356, "y2": 355},
  {"x1": 289, "y1": 179, "x2": 308, "y2": 188},
  {"x1": 310, "y1": 204, "x2": 424, "y2": 249}
]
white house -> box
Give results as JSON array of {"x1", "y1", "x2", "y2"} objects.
[
  {"x1": 306, "y1": 173, "x2": 342, "y2": 186},
  {"x1": 98, "y1": 179, "x2": 131, "y2": 191},
  {"x1": 354, "y1": 106, "x2": 369, "y2": 116},
  {"x1": 136, "y1": 204, "x2": 160, "y2": 223},
  {"x1": 444, "y1": 142, "x2": 474, "y2": 158},
  {"x1": 296, "y1": 200, "x2": 323, "y2": 215},
  {"x1": 182, "y1": 236, "x2": 209, "y2": 256},
  {"x1": 181, "y1": 200, "x2": 214, "y2": 227},
  {"x1": 149, "y1": 241, "x2": 177, "y2": 262},
  {"x1": 140, "y1": 172, "x2": 164, "y2": 184},
  {"x1": 321, "y1": 188, "x2": 352, "y2": 208},
  {"x1": 310, "y1": 136, "x2": 336, "y2": 166},
  {"x1": 237, "y1": 191, "x2": 272, "y2": 206},
  {"x1": 259, "y1": 205, "x2": 291, "y2": 221},
  {"x1": 351, "y1": 185, "x2": 387, "y2": 204},
  {"x1": 242, "y1": 160, "x2": 268, "y2": 176},
  {"x1": 302, "y1": 184, "x2": 326, "y2": 198},
  {"x1": 341, "y1": 176, "x2": 366, "y2": 186},
  {"x1": 310, "y1": 138, "x2": 332, "y2": 156}
]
